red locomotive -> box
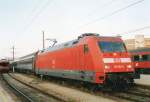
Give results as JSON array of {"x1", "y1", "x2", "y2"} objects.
[
  {"x1": 35, "y1": 33, "x2": 134, "y2": 87},
  {"x1": 11, "y1": 33, "x2": 134, "y2": 88},
  {"x1": 0, "y1": 59, "x2": 9, "y2": 73},
  {"x1": 130, "y1": 48, "x2": 150, "y2": 78}
]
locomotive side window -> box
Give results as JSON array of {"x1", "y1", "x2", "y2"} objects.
[
  {"x1": 84, "y1": 44, "x2": 89, "y2": 53},
  {"x1": 98, "y1": 41, "x2": 126, "y2": 52},
  {"x1": 133, "y1": 55, "x2": 140, "y2": 61},
  {"x1": 142, "y1": 55, "x2": 148, "y2": 61}
]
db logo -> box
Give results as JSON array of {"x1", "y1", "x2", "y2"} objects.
[{"x1": 114, "y1": 58, "x2": 121, "y2": 63}]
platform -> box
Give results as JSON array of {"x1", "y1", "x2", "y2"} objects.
[
  {"x1": 135, "y1": 74, "x2": 150, "y2": 86},
  {"x1": 0, "y1": 83, "x2": 15, "y2": 102}
]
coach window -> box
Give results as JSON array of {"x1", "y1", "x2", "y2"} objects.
[
  {"x1": 134, "y1": 55, "x2": 140, "y2": 61},
  {"x1": 148, "y1": 55, "x2": 150, "y2": 61},
  {"x1": 142, "y1": 55, "x2": 148, "y2": 61}
]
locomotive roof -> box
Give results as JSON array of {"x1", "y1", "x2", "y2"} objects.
[
  {"x1": 43, "y1": 33, "x2": 99, "y2": 53},
  {"x1": 129, "y1": 47, "x2": 150, "y2": 53},
  {"x1": 41, "y1": 34, "x2": 122, "y2": 54},
  {"x1": 42, "y1": 39, "x2": 78, "y2": 53},
  {"x1": 42, "y1": 34, "x2": 97, "y2": 53}
]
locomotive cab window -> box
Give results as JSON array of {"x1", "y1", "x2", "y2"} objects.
[
  {"x1": 133, "y1": 55, "x2": 140, "y2": 61},
  {"x1": 98, "y1": 41, "x2": 126, "y2": 53}
]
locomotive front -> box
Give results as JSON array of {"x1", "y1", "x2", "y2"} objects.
[{"x1": 97, "y1": 37, "x2": 134, "y2": 87}]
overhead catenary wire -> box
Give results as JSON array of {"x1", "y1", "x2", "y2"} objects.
[
  {"x1": 77, "y1": 0, "x2": 144, "y2": 29},
  {"x1": 14, "y1": 0, "x2": 53, "y2": 40},
  {"x1": 84, "y1": 0, "x2": 118, "y2": 18},
  {"x1": 21, "y1": 0, "x2": 53, "y2": 34},
  {"x1": 28, "y1": 0, "x2": 44, "y2": 19},
  {"x1": 13, "y1": 0, "x2": 53, "y2": 57},
  {"x1": 119, "y1": 25, "x2": 150, "y2": 34}
]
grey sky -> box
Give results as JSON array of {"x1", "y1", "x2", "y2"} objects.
[{"x1": 0, "y1": 0, "x2": 149, "y2": 58}]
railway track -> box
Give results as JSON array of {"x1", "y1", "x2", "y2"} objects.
[
  {"x1": 101, "y1": 85, "x2": 150, "y2": 102},
  {"x1": 43, "y1": 76, "x2": 150, "y2": 102},
  {"x1": 9, "y1": 73, "x2": 150, "y2": 102},
  {"x1": 0, "y1": 74, "x2": 21, "y2": 102},
  {"x1": 43, "y1": 75, "x2": 150, "y2": 102},
  {"x1": 2, "y1": 74, "x2": 63, "y2": 102}
]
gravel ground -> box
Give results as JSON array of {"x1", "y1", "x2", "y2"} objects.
[{"x1": 10, "y1": 73, "x2": 117, "y2": 102}]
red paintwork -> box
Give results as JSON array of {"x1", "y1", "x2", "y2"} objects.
[
  {"x1": 35, "y1": 36, "x2": 133, "y2": 84},
  {"x1": 134, "y1": 62, "x2": 150, "y2": 69}
]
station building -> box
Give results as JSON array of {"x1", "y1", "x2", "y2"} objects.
[{"x1": 124, "y1": 35, "x2": 150, "y2": 50}]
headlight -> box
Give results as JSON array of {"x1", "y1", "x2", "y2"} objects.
[
  {"x1": 127, "y1": 65, "x2": 132, "y2": 68},
  {"x1": 135, "y1": 63, "x2": 139, "y2": 66},
  {"x1": 105, "y1": 65, "x2": 110, "y2": 69}
]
